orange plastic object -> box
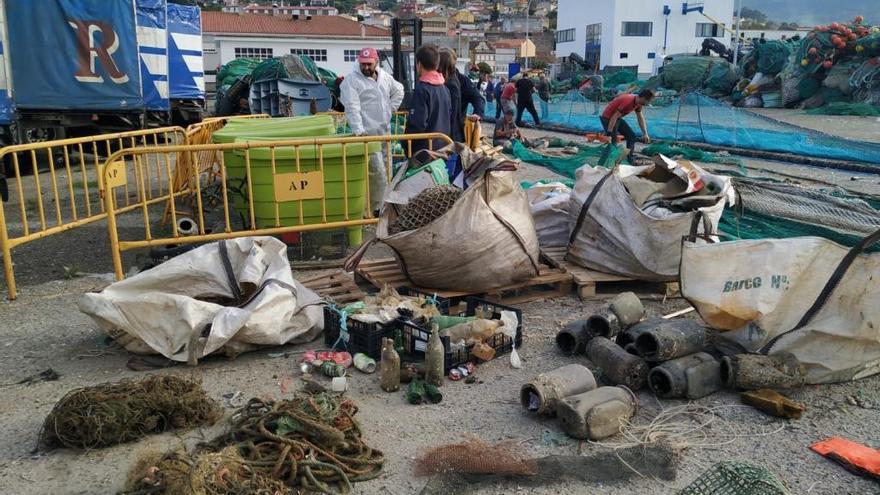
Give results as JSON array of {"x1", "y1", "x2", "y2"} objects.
[{"x1": 810, "y1": 437, "x2": 880, "y2": 480}]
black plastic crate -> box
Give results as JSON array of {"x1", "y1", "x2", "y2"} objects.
[
  {"x1": 396, "y1": 287, "x2": 452, "y2": 316},
  {"x1": 323, "y1": 306, "x2": 400, "y2": 360},
  {"x1": 400, "y1": 297, "x2": 523, "y2": 373}
]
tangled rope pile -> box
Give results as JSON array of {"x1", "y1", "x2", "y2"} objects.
[
  {"x1": 592, "y1": 404, "x2": 785, "y2": 453},
  {"x1": 40, "y1": 375, "x2": 222, "y2": 450},
  {"x1": 124, "y1": 393, "x2": 384, "y2": 495}
]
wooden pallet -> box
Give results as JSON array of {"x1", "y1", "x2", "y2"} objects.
[
  {"x1": 355, "y1": 257, "x2": 573, "y2": 305},
  {"x1": 299, "y1": 271, "x2": 365, "y2": 304},
  {"x1": 541, "y1": 246, "x2": 680, "y2": 300}
]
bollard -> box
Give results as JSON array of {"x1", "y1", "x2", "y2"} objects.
[
  {"x1": 720, "y1": 352, "x2": 806, "y2": 390},
  {"x1": 585, "y1": 336, "x2": 649, "y2": 390},
  {"x1": 521, "y1": 364, "x2": 598, "y2": 415},
  {"x1": 556, "y1": 319, "x2": 589, "y2": 355},
  {"x1": 584, "y1": 292, "x2": 645, "y2": 339},
  {"x1": 557, "y1": 386, "x2": 638, "y2": 440},
  {"x1": 616, "y1": 318, "x2": 663, "y2": 355},
  {"x1": 634, "y1": 319, "x2": 707, "y2": 363},
  {"x1": 648, "y1": 352, "x2": 721, "y2": 399}
]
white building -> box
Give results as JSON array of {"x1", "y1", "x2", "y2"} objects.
[
  {"x1": 202, "y1": 12, "x2": 392, "y2": 92},
  {"x1": 556, "y1": 0, "x2": 734, "y2": 75}
]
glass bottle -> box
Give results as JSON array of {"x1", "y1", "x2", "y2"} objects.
[
  {"x1": 379, "y1": 338, "x2": 400, "y2": 392},
  {"x1": 425, "y1": 323, "x2": 445, "y2": 387}
]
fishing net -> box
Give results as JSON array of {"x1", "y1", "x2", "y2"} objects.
[
  {"x1": 39, "y1": 375, "x2": 222, "y2": 450},
  {"x1": 216, "y1": 58, "x2": 261, "y2": 87},
  {"x1": 755, "y1": 41, "x2": 791, "y2": 75},
  {"x1": 678, "y1": 461, "x2": 791, "y2": 495},
  {"x1": 413, "y1": 435, "x2": 539, "y2": 477},
  {"x1": 510, "y1": 139, "x2": 623, "y2": 177},
  {"x1": 642, "y1": 143, "x2": 743, "y2": 166},
  {"x1": 389, "y1": 185, "x2": 463, "y2": 234},
  {"x1": 604, "y1": 69, "x2": 638, "y2": 88},
  {"x1": 123, "y1": 393, "x2": 384, "y2": 495},
  {"x1": 731, "y1": 179, "x2": 880, "y2": 237},
  {"x1": 251, "y1": 54, "x2": 316, "y2": 83},
  {"x1": 488, "y1": 91, "x2": 880, "y2": 164},
  {"x1": 660, "y1": 57, "x2": 739, "y2": 97},
  {"x1": 806, "y1": 101, "x2": 880, "y2": 116},
  {"x1": 849, "y1": 58, "x2": 880, "y2": 105}
]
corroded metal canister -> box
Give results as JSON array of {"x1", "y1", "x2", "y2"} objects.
[
  {"x1": 557, "y1": 385, "x2": 638, "y2": 440},
  {"x1": 556, "y1": 319, "x2": 589, "y2": 355},
  {"x1": 648, "y1": 352, "x2": 721, "y2": 399},
  {"x1": 634, "y1": 319, "x2": 707, "y2": 363},
  {"x1": 585, "y1": 292, "x2": 645, "y2": 339},
  {"x1": 585, "y1": 336, "x2": 649, "y2": 390},
  {"x1": 616, "y1": 318, "x2": 663, "y2": 355},
  {"x1": 521, "y1": 364, "x2": 598, "y2": 415},
  {"x1": 720, "y1": 352, "x2": 806, "y2": 390}
]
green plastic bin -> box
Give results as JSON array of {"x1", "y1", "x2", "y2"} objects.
[{"x1": 211, "y1": 116, "x2": 379, "y2": 245}]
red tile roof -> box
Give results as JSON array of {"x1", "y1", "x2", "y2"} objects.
[
  {"x1": 202, "y1": 11, "x2": 390, "y2": 37},
  {"x1": 493, "y1": 39, "x2": 527, "y2": 48}
]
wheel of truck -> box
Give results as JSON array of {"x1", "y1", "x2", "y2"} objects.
[{"x1": 4, "y1": 127, "x2": 62, "y2": 177}]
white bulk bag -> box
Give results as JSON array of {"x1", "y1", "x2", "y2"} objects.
[
  {"x1": 566, "y1": 165, "x2": 726, "y2": 281},
  {"x1": 526, "y1": 182, "x2": 572, "y2": 247},
  {"x1": 680, "y1": 233, "x2": 880, "y2": 384},
  {"x1": 79, "y1": 237, "x2": 324, "y2": 362}
]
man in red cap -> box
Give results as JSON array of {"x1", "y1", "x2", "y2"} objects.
[{"x1": 340, "y1": 46, "x2": 404, "y2": 214}]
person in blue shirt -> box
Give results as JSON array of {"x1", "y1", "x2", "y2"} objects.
[
  {"x1": 494, "y1": 75, "x2": 507, "y2": 119},
  {"x1": 404, "y1": 44, "x2": 452, "y2": 156}
]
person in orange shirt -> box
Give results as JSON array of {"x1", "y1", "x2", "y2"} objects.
[{"x1": 600, "y1": 89, "x2": 654, "y2": 161}]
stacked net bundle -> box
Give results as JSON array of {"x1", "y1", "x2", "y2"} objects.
[
  {"x1": 390, "y1": 185, "x2": 463, "y2": 234},
  {"x1": 40, "y1": 376, "x2": 222, "y2": 449},
  {"x1": 413, "y1": 435, "x2": 539, "y2": 477},
  {"x1": 642, "y1": 143, "x2": 743, "y2": 166},
  {"x1": 755, "y1": 41, "x2": 792, "y2": 75},
  {"x1": 806, "y1": 101, "x2": 880, "y2": 116},
  {"x1": 679, "y1": 461, "x2": 791, "y2": 495},
  {"x1": 660, "y1": 57, "x2": 739, "y2": 97},
  {"x1": 216, "y1": 58, "x2": 261, "y2": 87}
]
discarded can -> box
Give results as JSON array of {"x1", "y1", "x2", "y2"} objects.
[
  {"x1": 648, "y1": 352, "x2": 721, "y2": 399},
  {"x1": 330, "y1": 376, "x2": 348, "y2": 393},
  {"x1": 557, "y1": 385, "x2": 638, "y2": 440},
  {"x1": 616, "y1": 318, "x2": 663, "y2": 355},
  {"x1": 720, "y1": 352, "x2": 806, "y2": 390},
  {"x1": 585, "y1": 336, "x2": 649, "y2": 390},
  {"x1": 353, "y1": 353, "x2": 377, "y2": 374},
  {"x1": 321, "y1": 361, "x2": 346, "y2": 378},
  {"x1": 299, "y1": 362, "x2": 313, "y2": 375},
  {"x1": 586, "y1": 292, "x2": 645, "y2": 339},
  {"x1": 521, "y1": 364, "x2": 597, "y2": 416},
  {"x1": 740, "y1": 389, "x2": 805, "y2": 419},
  {"x1": 448, "y1": 369, "x2": 463, "y2": 381},
  {"x1": 634, "y1": 319, "x2": 707, "y2": 362},
  {"x1": 556, "y1": 319, "x2": 589, "y2": 355}
]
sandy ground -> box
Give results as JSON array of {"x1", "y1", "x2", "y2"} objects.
[{"x1": 0, "y1": 116, "x2": 879, "y2": 494}]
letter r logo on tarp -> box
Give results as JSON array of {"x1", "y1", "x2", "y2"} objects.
[{"x1": 68, "y1": 20, "x2": 129, "y2": 84}]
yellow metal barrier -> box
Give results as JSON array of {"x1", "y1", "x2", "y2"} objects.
[
  {"x1": 102, "y1": 132, "x2": 452, "y2": 280},
  {"x1": 0, "y1": 126, "x2": 186, "y2": 300}
]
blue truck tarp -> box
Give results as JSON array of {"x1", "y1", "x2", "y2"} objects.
[
  {"x1": 167, "y1": 3, "x2": 204, "y2": 100},
  {"x1": 4, "y1": 0, "x2": 144, "y2": 111},
  {"x1": 136, "y1": 0, "x2": 169, "y2": 111},
  {"x1": 0, "y1": 41, "x2": 13, "y2": 125}
]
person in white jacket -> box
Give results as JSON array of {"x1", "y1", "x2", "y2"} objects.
[{"x1": 339, "y1": 47, "x2": 404, "y2": 214}]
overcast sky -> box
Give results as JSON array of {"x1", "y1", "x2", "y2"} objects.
[{"x1": 740, "y1": 0, "x2": 874, "y2": 26}]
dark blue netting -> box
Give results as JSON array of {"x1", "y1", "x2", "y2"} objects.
[{"x1": 488, "y1": 92, "x2": 880, "y2": 165}]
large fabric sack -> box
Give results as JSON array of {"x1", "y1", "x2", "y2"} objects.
[
  {"x1": 79, "y1": 237, "x2": 324, "y2": 362},
  {"x1": 526, "y1": 182, "x2": 571, "y2": 247},
  {"x1": 379, "y1": 170, "x2": 540, "y2": 291},
  {"x1": 680, "y1": 231, "x2": 880, "y2": 384},
  {"x1": 566, "y1": 166, "x2": 725, "y2": 281}
]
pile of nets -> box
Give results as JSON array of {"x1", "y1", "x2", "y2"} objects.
[
  {"x1": 39, "y1": 375, "x2": 222, "y2": 450},
  {"x1": 603, "y1": 69, "x2": 638, "y2": 88},
  {"x1": 655, "y1": 56, "x2": 739, "y2": 98},
  {"x1": 755, "y1": 41, "x2": 792, "y2": 75},
  {"x1": 216, "y1": 58, "x2": 261, "y2": 87},
  {"x1": 642, "y1": 143, "x2": 743, "y2": 166},
  {"x1": 123, "y1": 393, "x2": 384, "y2": 495}
]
